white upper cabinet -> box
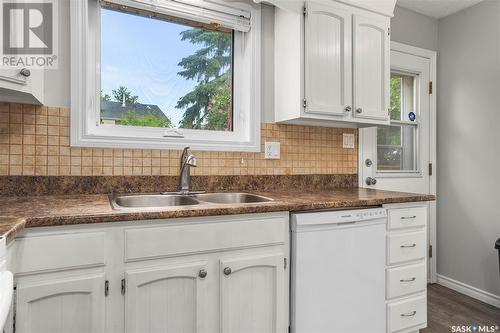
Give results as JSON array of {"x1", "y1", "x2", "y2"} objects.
[
  {"x1": 304, "y1": 2, "x2": 352, "y2": 117},
  {"x1": 353, "y1": 15, "x2": 390, "y2": 121},
  {"x1": 0, "y1": 68, "x2": 44, "y2": 105},
  {"x1": 274, "y1": 0, "x2": 393, "y2": 127}
]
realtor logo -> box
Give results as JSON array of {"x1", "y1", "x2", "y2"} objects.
[{"x1": 1, "y1": 0, "x2": 58, "y2": 68}]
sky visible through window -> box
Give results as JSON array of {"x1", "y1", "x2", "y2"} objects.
[{"x1": 100, "y1": 8, "x2": 233, "y2": 131}]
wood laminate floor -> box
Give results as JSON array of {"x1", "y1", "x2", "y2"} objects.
[{"x1": 423, "y1": 284, "x2": 500, "y2": 332}]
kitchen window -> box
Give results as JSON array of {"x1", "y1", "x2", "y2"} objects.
[
  {"x1": 376, "y1": 72, "x2": 420, "y2": 173},
  {"x1": 71, "y1": 0, "x2": 261, "y2": 151}
]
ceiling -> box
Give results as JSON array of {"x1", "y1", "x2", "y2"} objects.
[{"x1": 397, "y1": 0, "x2": 485, "y2": 19}]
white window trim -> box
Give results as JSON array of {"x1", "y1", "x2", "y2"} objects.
[{"x1": 70, "y1": 0, "x2": 261, "y2": 152}]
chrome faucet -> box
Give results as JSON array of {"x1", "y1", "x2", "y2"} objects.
[{"x1": 178, "y1": 147, "x2": 197, "y2": 194}]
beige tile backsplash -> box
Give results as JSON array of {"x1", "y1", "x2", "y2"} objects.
[{"x1": 0, "y1": 103, "x2": 358, "y2": 176}]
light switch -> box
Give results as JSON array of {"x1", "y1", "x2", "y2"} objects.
[
  {"x1": 343, "y1": 133, "x2": 355, "y2": 149},
  {"x1": 265, "y1": 141, "x2": 280, "y2": 159}
]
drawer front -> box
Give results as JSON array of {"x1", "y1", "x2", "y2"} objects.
[
  {"x1": 387, "y1": 294, "x2": 426, "y2": 332},
  {"x1": 386, "y1": 262, "x2": 426, "y2": 299},
  {"x1": 388, "y1": 207, "x2": 427, "y2": 230},
  {"x1": 387, "y1": 231, "x2": 426, "y2": 265},
  {"x1": 15, "y1": 232, "x2": 106, "y2": 274},
  {"x1": 124, "y1": 214, "x2": 287, "y2": 262}
]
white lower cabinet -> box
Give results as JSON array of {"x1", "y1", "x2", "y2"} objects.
[
  {"x1": 7, "y1": 212, "x2": 290, "y2": 333},
  {"x1": 384, "y1": 203, "x2": 428, "y2": 333},
  {"x1": 16, "y1": 273, "x2": 106, "y2": 333},
  {"x1": 125, "y1": 261, "x2": 210, "y2": 333},
  {"x1": 220, "y1": 253, "x2": 286, "y2": 333}
]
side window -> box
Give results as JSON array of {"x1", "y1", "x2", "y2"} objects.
[{"x1": 377, "y1": 73, "x2": 419, "y2": 172}]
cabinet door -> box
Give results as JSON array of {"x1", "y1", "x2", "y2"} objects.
[
  {"x1": 353, "y1": 14, "x2": 390, "y2": 122},
  {"x1": 125, "y1": 261, "x2": 209, "y2": 333},
  {"x1": 220, "y1": 253, "x2": 286, "y2": 333},
  {"x1": 16, "y1": 274, "x2": 105, "y2": 333},
  {"x1": 304, "y1": 2, "x2": 352, "y2": 117},
  {"x1": 0, "y1": 68, "x2": 44, "y2": 104}
]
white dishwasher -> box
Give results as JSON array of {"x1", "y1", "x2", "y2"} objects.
[{"x1": 291, "y1": 208, "x2": 387, "y2": 333}]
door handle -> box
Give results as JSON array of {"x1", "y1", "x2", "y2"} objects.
[{"x1": 365, "y1": 177, "x2": 377, "y2": 186}]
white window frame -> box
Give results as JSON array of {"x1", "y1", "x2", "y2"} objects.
[
  {"x1": 375, "y1": 70, "x2": 421, "y2": 177},
  {"x1": 70, "y1": 0, "x2": 261, "y2": 152}
]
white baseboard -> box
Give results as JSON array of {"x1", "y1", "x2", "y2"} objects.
[{"x1": 437, "y1": 274, "x2": 500, "y2": 308}]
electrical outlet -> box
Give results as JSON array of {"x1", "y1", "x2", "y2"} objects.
[
  {"x1": 265, "y1": 141, "x2": 280, "y2": 159},
  {"x1": 343, "y1": 133, "x2": 355, "y2": 149}
]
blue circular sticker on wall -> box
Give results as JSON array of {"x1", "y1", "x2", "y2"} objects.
[{"x1": 408, "y1": 112, "x2": 416, "y2": 121}]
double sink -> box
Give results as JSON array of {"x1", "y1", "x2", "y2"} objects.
[{"x1": 110, "y1": 192, "x2": 274, "y2": 210}]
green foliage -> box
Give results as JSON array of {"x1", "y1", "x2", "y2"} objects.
[
  {"x1": 377, "y1": 75, "x2": 403, "y2": 167},
  {"x1": 101, "y1": 90, "x2": 111, "y2": 101},
  {"x1": 112, "y1": 86, "x2": 139, "y2": 105},
  {"x1": 389, "y1": 75, "x2": 402, "y2": 120},
  {"x1": 176, "y1": 28, "x2": 232, "y2": 130},
  {"x1": 118, "y1": 111, "x2": 172, "y2": 128}
]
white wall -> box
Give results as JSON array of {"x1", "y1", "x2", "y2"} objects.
[
  {"x1": 390, "y1": 5, "x2": 438, "y2": 51},
  {"x1": 437, "y1": 0, "x2": 500, "y2": 297},
  {"x1": 43, "y1": 0, "x2": 70, "y2": 108}
]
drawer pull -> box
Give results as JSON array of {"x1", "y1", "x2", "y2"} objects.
[
  {"x1": 400, "y1": 277, "x2": 416, "y2": 282},
  {"x1": 400, "y1": 243, "x2": 417, "y2": 248},
  {"x1": 401, "y1": 215, "x2": 417, "y2": 220},
  {"x1": 401, "y1": 311, "x2": 417, "y2": 317}
]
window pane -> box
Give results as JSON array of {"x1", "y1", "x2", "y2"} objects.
[
  {"x1": 377, "y1": 125, "x2": 417, "y2": 171},
  {"x1": 100, "y1": 7, "x2": 233, "y2": 131},
  {"x1": 378, "y1": 72, "x2": 419, "y2": 173},
  {"x1": 390, "y1": 73, "x2": 415, "y2": 121}
]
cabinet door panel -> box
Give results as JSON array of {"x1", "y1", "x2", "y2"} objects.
[
  {"x1": 305, "y1": 3, "x2": 352, "y2": 116},
  {"x1": 16, "y1": 274, "x2": 105, "y2": 333},
  {"x1": 353, "y1": 15, "x2": 390, "y2": 121},
  {"x1": 125, "y1": 261, "x2": 209, "y2": 333},
  {"x1": 220, "y1": 253, "x2": 285, "y2": 333}
]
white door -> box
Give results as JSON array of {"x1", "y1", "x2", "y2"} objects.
[
  {"x1": 304, "y1": 2, "x2": 352, "y2": 117},
  {"x1": 16, "y1": 274, "x2": 106, "y2": 333},
  {"x1": 220, "y1": 253, "x2": 286, "y2": 333},
  {"x1": 360, "y1": 42, "x2": 437, "y2": 281},
  {"x1": 124, "y1": 261, "x2": 209, "y2": 333},
  {"x1": 353, "y1": 14, "x2": 390, "y2": 122}
]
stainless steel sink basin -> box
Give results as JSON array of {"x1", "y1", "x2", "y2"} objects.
[
  {"x1": 110, "y1": 192, "x2": 274, "y2": 210},
  {"x1": 193, "y1": 193, "x2": 273, "y2": 204},
  {"x1": 112, "y1": 194, "x2": 201, "y2": 209}
]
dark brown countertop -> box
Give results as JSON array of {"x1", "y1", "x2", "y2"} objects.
[{"x1": 0, "y1": 188, "x2": 435, "y2": 242}]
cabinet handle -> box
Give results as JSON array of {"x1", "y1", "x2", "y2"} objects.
[
  {"x1": 400, "y1": 277, "x2": 416, "y2": 282},
  {"x1": 401, "y1": 311, "x2": 417, "y2": 317},
  {"x1": 223, "y1": 267, "x2": 232, "y2": 276},
  {"x1": 356, "y1": 108, "x2": 363, "y2": 113},
  {"x1": 400, "y1": 243, "x2": 417, "y2": 248},
  {"x1": 19, "y1": 68, "x2": 31, "y2": 77},
  {"x1": 198, "y1": 269, "x2": 207, "y2": 278},
  {"x1": 344, "y1": 106, "x2": 352, "y2": 112},
  {"x1": 401, "y1": 215, "x2": 417, "y2": 220}
]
